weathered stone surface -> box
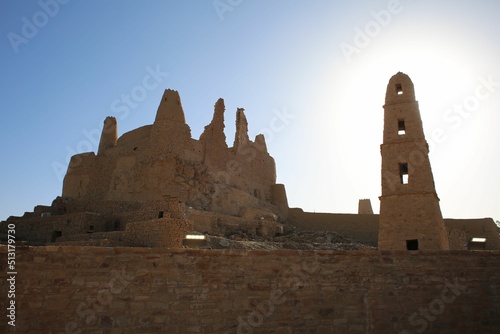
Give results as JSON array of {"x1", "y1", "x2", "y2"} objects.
[
  {"x1": 379, "y1": 72, "x2": 450, "y2": 250},
  {"x1": 2, "y1": 245, "x2": 500, "y2": 333}
]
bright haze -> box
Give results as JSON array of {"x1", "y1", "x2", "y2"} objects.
[{"x1": 1, "y1": 0, "x2": 499, "y2": 222}]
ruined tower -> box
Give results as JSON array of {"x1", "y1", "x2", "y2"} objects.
[
  {"x1": 378, "y1": 72, "x2": 449, "y2": 250},
  {"x1": 149, "y1": 89, "x2": 192, "y2": 156},
  {"x1": 97, "y1": 116, "x2": 118, "y2": 155},
  {"x1": 233, "y1": 108, "x2": 250, "y2": 153}
]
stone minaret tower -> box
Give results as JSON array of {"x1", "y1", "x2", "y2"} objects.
[{"x1": 378, "y1": 72, "x2": 449, "y2": 250}]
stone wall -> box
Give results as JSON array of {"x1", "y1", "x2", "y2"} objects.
[
  {"x1": 123, "y1": 218, "x2": 193, "y2": 247},
  {"x1": 1, "y1": 246, "x2": 499, "y2": 333},
  {"x1": 288, "y1": 208, "x2": 500, "y2": 250},
  {"x1": 188, "y1": 209, "x2": 283, "y2": 238},
  {"x1": 0, "y1": 199, "x2": 190, "y2": 246},
  {"x1": 445, "y1": 218, "x2": 500, "y2": 250},
  {"x1": 288, "y1": 208, "x2": 380, "y2": 246},
  {"x1": 0, "y1": 212, "x2": 111, "y2": 244}
]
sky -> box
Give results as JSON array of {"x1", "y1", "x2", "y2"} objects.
[{"x1": 1, "y1": 0, "x2": 499, "y2": 222}]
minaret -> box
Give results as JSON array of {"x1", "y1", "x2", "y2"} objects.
[{"x1": 378, "y1": 72, "x2": 449, "y2": 250}]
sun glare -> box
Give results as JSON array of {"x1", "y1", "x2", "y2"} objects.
[{"x1": 310, "y1": 30, "x2": 480, "y2": 214}]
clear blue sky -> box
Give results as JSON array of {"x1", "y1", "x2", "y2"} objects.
[{"x1": 1, "y1": 0, "x2": 500, "y2": 222}]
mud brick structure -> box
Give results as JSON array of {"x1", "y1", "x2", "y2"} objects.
[
  {"x1": 64, "y1": 90, "x2": 282, "y2": 218},
  {"x1": 1, "y1": 90, "x2": 288, "y2": 247},
  {"x1": 378, "y1": 72, "x2": 450, "y2": 250}
]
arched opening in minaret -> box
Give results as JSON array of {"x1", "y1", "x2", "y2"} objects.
[{"x1": 396, "y1": 83, "x2": 403, "y2": 95}]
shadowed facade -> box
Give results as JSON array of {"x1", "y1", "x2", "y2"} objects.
[{"x1": 378, "y1": 72, "x2": 450, "y2": 250}]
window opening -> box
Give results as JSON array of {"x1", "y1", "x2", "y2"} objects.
[
  {"x1": 399, "y1": 163, "x2": 409, "y2": 184},
  {"x1": 398, "y1": 119, "x2": 406, "y2": 135},
  {"x1": 468, "y1": 237, "x2": 487, "y2": 250},
  {"x1": 51, "y1": 231, "x2": 62, "y2": 242},
  {"x1": 158, "y1": 211, "x2": 164, "y2": 218},
  {"x1": 396, "y1": 84, "x2": 403, "y2": 95},
  {"x1": 406, "y1": 239, "x2": 418, "y2": 250},
  {"x1": 254, "y1": 189, "x2": 261, "y2": 199}
]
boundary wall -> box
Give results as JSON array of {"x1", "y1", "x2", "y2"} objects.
[{"x1": 1, "y1": 246, "x2": 499, "y2": 333}]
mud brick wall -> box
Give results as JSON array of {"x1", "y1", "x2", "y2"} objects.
[
  {"x1": 1, "y1": 247, "x2": 499, "y2": 333},
  {"x1": 123, "y1": 218, "x2": 193, "y2": 247},
  {"x1": 287, "y1": 209, "x2": 500, "y2": 250},
  {"x1": 288, "y1": 208, "x2": 380, "y2": 246},
  {"x1": 0, "y1": 212, "x2": 111, "y2": 244}
]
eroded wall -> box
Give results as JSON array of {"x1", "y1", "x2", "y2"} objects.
[{"x1": 2, "y1": 246, "x2": 499, "y2": 333}]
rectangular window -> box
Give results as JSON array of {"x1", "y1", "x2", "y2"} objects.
[
  {"x1": 158, "y1": 211, "x2": 164, "y2": 218},
  {"x1": 399, "y1": 163, "x2": 409, "y2": 184},
  {"x1": 406, "y1": 239, "x2": 418, "y2": 250},
  {"x1": 396, "y1": 84, "x2": 403, "y2": 95},
  {"x1": 398, "y1": 119, "x2": 406, "y2": 135},
  {"x1": 51, "y1": 231, "x2": 62, "y2": 243},
  {"x1": 254, "y1": 189, "x2": 261, "y2": 199},
  {"x1": 468, "y1": 237, "x2": 487, "y2": 250}
]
